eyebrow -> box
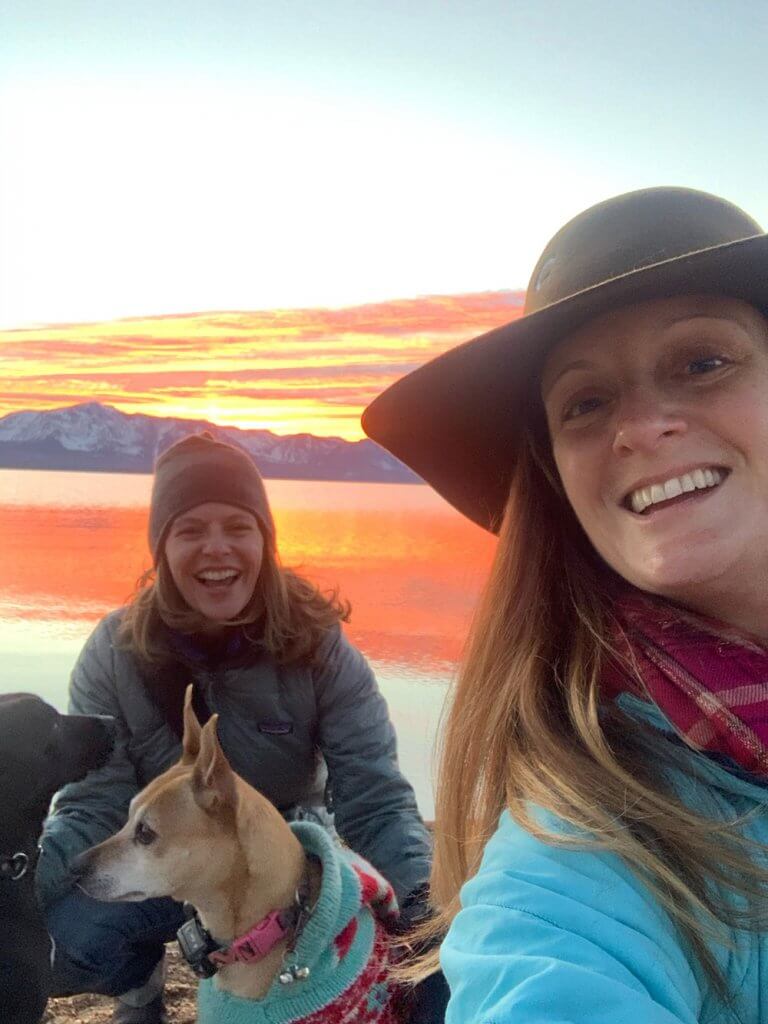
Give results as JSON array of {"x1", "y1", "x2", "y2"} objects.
[
  {"x1": 173, "y1": 513, "x2": 253, "y2": 528},
  {"x1": 542, "y1": 313, "x2": 749, "y2": 399},
  {"x1": 541, "y1": 358, "x2": 598, "y2": 400}
]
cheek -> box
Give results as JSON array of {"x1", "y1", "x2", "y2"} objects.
[
  {"x1": 165, "y1": 546, "x2": 191, "y2": 585},
  {"x1": 245, "y1": 541, "x2": 264, "y2": 575},
  {"x1": 551, "y1": 441, "x2": 615, "y2": 554},
  {"x1": 552, "y1": 444, "x2": 594, "y2": 517}
]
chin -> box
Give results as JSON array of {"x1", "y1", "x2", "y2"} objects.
[
  {"x1": 627, "y1": 559, "x2": 734, "y2": 603},
  {"x1": 196, "y1": 595, "x2": 247, "y2": 619}
]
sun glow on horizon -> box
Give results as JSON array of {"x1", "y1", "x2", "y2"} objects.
[{"x1": 0, "y1": 291, "x2": 524, "y2": 440}]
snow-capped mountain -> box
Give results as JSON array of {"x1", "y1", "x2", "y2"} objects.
[{"x1": 0, "y1": 403, "x2": 420, "y2": 483}]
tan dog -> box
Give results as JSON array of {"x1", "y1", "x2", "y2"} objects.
[{"x1": 76, "y1": 688, "x2": 401, "y2": 1023}]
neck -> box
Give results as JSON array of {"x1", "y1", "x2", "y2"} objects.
[
  {"x1": 192, "y1": 799, "x2": 316, "y2": 1000},
  {"x1": 3, "y1": 811, "x2": 44, "y2": 856},
  {"x1": 659, "y1": 572, "x2": 768, "y2": 644}
]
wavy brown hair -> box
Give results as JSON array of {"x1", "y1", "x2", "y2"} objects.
[
  {"x1": 118, "y1": 533, "x2": 350, "y2": 668},
  {"x1": 407, "y1": 414, "x2": 768, "y2": 996}
]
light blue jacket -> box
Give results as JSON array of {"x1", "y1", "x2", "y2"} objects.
[{"x1": 441, "y1": 698, "x2": 768, "y2": 1023}]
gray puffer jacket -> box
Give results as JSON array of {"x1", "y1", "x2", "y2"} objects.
[{"x1": 38, "y1": 610, "x2": 431, "y2": 909}]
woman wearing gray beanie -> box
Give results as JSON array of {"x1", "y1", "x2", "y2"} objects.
[{"x1": 37, "y1": 432, "x2": 433, "y2": 1023}]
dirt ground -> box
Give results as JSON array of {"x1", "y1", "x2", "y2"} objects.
[{"x1": 43, "y1": 945, "x2": 197, "y2": 1024}]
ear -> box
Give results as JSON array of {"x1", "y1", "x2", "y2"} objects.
[
  {"x1": 192, "y1": 715, "x2": 237, "y2": 814},
  {"x1": 181, "y1": 685, "x2": 202, "y2": 765}
]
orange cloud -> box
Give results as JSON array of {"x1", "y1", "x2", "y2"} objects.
[{"x1": 0, "y1": 291, "x2": 524, "y2": 439}]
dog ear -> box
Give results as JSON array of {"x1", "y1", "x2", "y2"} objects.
[
  {"x1": 181, "y1": 684, "x2": 202, "y2": 764},
  {"x1": 192, "y1": 715, "x2": 237, "y2": 814}
]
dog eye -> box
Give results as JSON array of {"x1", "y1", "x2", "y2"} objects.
[{"x1": 134, "y1": 821, "x2": 157, "y2": 846}]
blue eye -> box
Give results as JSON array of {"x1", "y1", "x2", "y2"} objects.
[
  {"x1": 564, "y1": 396, "x2": 603, "y2": 421},
  {"x1": 687, "y1": 356, "x2": 728, "y2": 375}
]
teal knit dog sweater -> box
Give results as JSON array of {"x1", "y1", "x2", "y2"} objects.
[{"x1": 196, "y1": 821, "x2": 400, "y2": 1023}]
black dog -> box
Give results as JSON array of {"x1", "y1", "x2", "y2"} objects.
[{"x1": 0, "y1": 693, "x2": 115, "y2": 1024}]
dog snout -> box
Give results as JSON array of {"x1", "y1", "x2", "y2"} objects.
[
  {"x1": 93, "y1": 714, "x2": 118, "y2": 743},
  {"x1": 59, "y1": 713, "x2": 117, "y2": 775},
  {"x1": 70, "y1": 848, "x2": 91, "y2": 882},
  {"x1": 70, "y1": 847, "x2": 103, "y2": 896}
]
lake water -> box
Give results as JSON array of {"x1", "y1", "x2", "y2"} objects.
[{"x1": 0, "y1": 469, "x2": 496, "y2": 817}]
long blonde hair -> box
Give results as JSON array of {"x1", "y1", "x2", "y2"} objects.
[
  {"x1": 119, "y1": 535, "x2": 349, "y2": 667},
  {"x1": 413, "y1": 420, "x2": 768, "y2": 993}
]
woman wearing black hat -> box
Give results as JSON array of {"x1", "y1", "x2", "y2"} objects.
[
  {"x1": 38, "y1": 433, "x2": 435, "y2": 1023},
  {"x1": 364, "y1": 187, "x2": 768, "y2": 1022}
]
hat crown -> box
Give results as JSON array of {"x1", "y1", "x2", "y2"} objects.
[{"x1": 526, "y1": 187, "x2": 764, "y2": 315}]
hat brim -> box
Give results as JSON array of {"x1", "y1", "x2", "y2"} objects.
[{"x1": 362, "y1": 233, "x2": 768, "y2": 533}]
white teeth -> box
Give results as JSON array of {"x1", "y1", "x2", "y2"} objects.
[
  {"x1": 627, "y1": 468, "x2": 725, "y2": 514},
  {"x1": 197, "y1": 570, "x2": 238, "y2": 582},
  {"x1": 650, "y1": 484, "x2": 666, "y2": 504},
  {"x1": 663, "y1": 478, "x2": 683, "y2": 499}
]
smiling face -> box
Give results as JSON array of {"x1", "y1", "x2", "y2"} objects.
[
  {"x1": 541, "y1": 294, "x2": 768, "y2": 616},
  {"x1": 163, "y1": 502, "x2": 265, "y2": 626}
]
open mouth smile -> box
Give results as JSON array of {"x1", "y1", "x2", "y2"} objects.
[
  {"x1": 623, "y1": 466, "x2": 729, "y2": 516},
  {"x1": 194, "y1": 569, "x2": 241, "y2": 588}
]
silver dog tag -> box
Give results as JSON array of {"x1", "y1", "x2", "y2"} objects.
[{"x1": 279, "y1": 965, "x2": 311, "y2": 985}]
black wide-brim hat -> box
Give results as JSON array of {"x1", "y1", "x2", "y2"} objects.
[{"x1": 362, "y1": 187, "x2": 768, "y2": 533}]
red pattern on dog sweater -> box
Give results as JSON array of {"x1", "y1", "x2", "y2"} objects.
[{"x1": 300, "y1": 927, "x2": 400, "y2": 1024}]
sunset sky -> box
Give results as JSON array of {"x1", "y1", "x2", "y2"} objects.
[
  {"x1": 2, "y1": 2, "x2": 767, "y2": 437},
  {"x1": 0, "y1": 290, "x2": 523, "y2": 438}
]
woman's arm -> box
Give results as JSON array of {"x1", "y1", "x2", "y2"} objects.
[
  {"x1": 441, "y1": 811, "x2": 703, "y2": 1024},
  {"x1": 37, "y1": 615, "x2": 141, "y2": 907},
  {"x1": 312, "y1": 625, "x2": 432, "y2": 905}
]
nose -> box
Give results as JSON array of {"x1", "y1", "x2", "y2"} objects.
[
  {"x1": 201, "y1": 526, "x2": 232, "y2": 554},
  {"x1": 611, "y1": 388, "x2": 687, "y2": 456}
]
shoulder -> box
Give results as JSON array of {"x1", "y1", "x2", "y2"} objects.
[
  {"x1": 80, "y1": 608, "x2": 128, "y2": 650},
  {"x1": 74, "y1": 608, "x2": 141, "y2": 675},
  {"x1": 442, "y1": 811, "x2": 708, "y2": 1019},
  {"x1": 311, "y1": 623, "x2": 375, "y2": 687},
  {"x1": 455, "y1": 808, "x2": 687, "y2": 964},
  {"x1": 464, "y1": 808, "x2": 654, "y2": 907},
  {"x1": 442, "y1": 810, "x2": 703, "y2": 1021},
  {"x1": 312, "y1": 622, "x2": 360, "y2": 670}
]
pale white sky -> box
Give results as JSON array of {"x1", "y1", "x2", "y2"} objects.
[{"x1": 1, "y1": 0, "x2": 767, "y2": 327}]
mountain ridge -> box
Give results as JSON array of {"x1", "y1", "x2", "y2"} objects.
[{"x1": 0, "y1": 403, "x2": 420, "y2": 483}]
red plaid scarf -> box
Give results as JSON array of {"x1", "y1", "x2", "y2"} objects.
[{"x1": 603, "y1": 588, "x2": 768, "y2": 776}]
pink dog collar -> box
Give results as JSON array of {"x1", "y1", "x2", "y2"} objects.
[
  {"x1": 178, "y1": 859, "x2": 316, "y2": 976},
  {"x1": 209, "y1": 909, "x2": 289, "y2": 966}
]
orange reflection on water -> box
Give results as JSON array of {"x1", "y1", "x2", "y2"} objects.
[{"x1": 0, "y1": 473, "x2": 496, "y2": 671}]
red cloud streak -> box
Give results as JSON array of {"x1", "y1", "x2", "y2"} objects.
[{"x1": 0, "y1": 290, "x2": 525, "y2": 439}]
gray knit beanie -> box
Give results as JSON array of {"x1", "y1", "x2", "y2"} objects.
[{"x1": 149, "y1": 432, "x2": 275, "y2": 564}]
